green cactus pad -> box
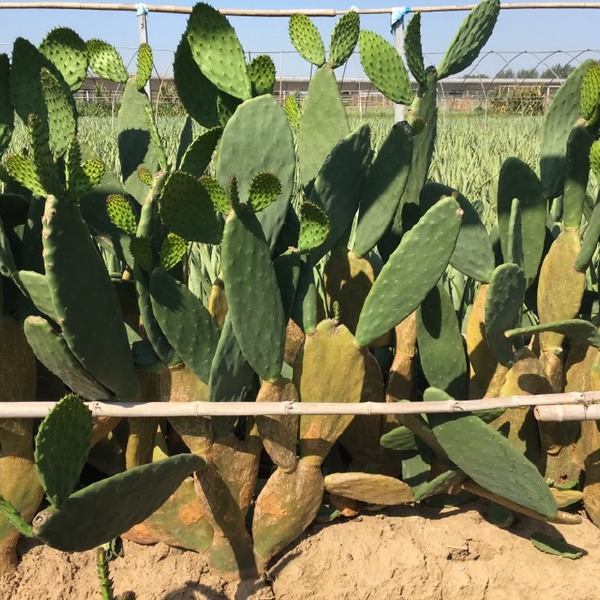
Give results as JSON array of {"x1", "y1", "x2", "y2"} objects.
[
  {"x1": 417, "y1": 283, "x2": 468, "y2": 399},
  {"x1": 5, "y1": 155, "x2": 47, "y2": 198},
  {"x1": 530, "y1": 532, "x2": 584, "y2": 559},
  {"x1": 136, "y1": 43, "x2": 153, "y2": 91},
  {"x1": 324, "y1": 473, "x2": 414, "y2": 505},
  {"x1": 173, "y1": 34, "x2": 219, "y2": 128},
  {"x1": 67, "y1": 159, "x2": 105, "y2": 201},
  {"x1": 297, "y1": 66, "x2": 350, "y2": 190},
  {"x1": 86, "y1": 39, "x2": 128, "y2": 83},
  {"x1": 404, "y1": 13, "x2": 426, "y2": 86},
  {"x1": 540, "y1": 60, "x2": 594, "y2": 199},
  {"x1": 26, "y1": 113, "x2": 62, "y2": 196},
  {"x1": 247, "y1": 54, "x2": 276, "y2": 96},
  {"x1": 413, "y1": 468, "x2": 467, "y2": 501},
  {"x1": 221, "y1": 208, "x2": 285, "y2": 381},
  {"x1": 40, "y1": 67, "x2": 76, "y2": 160},
  {"x1": 329, "y1": 11, "x2": 360, "y2": 70},
  {"x1": 353, "y1": 122, "x2": 413, "y2": 257},
  {"x1": 159, "y1": 233, "x2": 187, "y2": 272},
  {"x1": 137, "y1": 167, "x2": 153, "y2": 187},
  {"x1": 497, "y1": 157, "x2": 546, "y2": 287},
  {"x1": 484, "y1": 263, "x2": 526, "y2": 367},
  {"x1": 39, "y1": 27, "x2": 88, "y2": 92},
  {"x1": 0, "y1": 55, "x2": 13, "y2": 156},
  {"x1": 130, "y1": 237, "x2": 154, "y2": 272},
  {"x1": 355, "y1": 197, "x2": 462, "y2": 348},
  {"x1": 0, "y1": 496, "x2": 33, "y2": 538},
  {"x1": 179, "y1": 127, "x2": 223, "y2": 177},
  {"x1": 158, "y1": 171, "x2": 222, "y2": 244},
  {"x1": 506, "y1": 319, "x2": 600, "y2": 350},
  {"x1": 106, "y1": 194, "x2": 137, "y2": 236},
  {"x1": 23, "y1": 315, "x2": 112, "y2": 401},
  {"x1": 427, "y1": 387, "x2": 557, "y2": 518},
  {"x1": 248, "y1": 172, "x2": 282, "y2": 213},
  {"x1": 186, "y1": 3, "x2": 252, "y2": 100},
  {"x1": 288, "y1": 14, "x2": 326, "y2": 68},
  {"x1": 42, "y1": 194, "x2": 138, "y2": 399},
  {"x1": 308, "y1": 124, "x2": 372, "y2": 263},
  {"x1": 298, "y1": 201, "x2": 330, "y2": 254},
  {"x1": 208, "y1": 312, "x2": 256, "y2": 409},
  {"x1": 420, "y1": 183, "x2": 495, "y2": 283},
  {"x1": 575, "y1": 197, "x2": 600, "y2": 272},
  {"x1": 144, "y1": 106, "x2": 168, "y2": 171},
  {"x1": 580, "y1": 61, "x2": 600, "y2": 124},
  {"x1": 149, "y1": 270, "x2": 220, "y2": 383},
  {"x1": 34, "y1": 395, "x2": 92, "y2": 509},
  {"x1": 10, "y1": 38, "x2": 49, "y2": 130},
  {"x1": 33, "y1": 454, "x2": 204, "y2": 552},
  {"x1": 591, "y1": 140, "x2": 600, "y2": 183},
  {"x1": 273, "y1": 249, "x2": 302, "y2": 323},
  {"x1": 216, "y1": 94, "x2": 295, "y2": 247},
  {"x1": 380, "y1": 426, "x2": 417, "y2": 452},
  {"x1": 284, "y1": 95, "x2": 301, "y2": 132},
  {"x1": 359, "y1": 30, "x2": 412, "y2": 105},
  {"x1": 200, "y1": 176, "x2": 230, "y2": 215},
  {"x1": 506, "y1": 198, "x2": 524, "y2": 268},
  {"x1": 563, "y1": 125, "x2": 592, "y2": 229},
  {"x1": 436, "y1": 0, "x2": 500, "y2": 80},
  {"x1": 14, "y1": 270, "x2": 57, "y2": 320},
  {"x1": 388, "y1": 68, "x2": 438, "y2": 238},
  {"x1": 117, "y1": 80, "x2": 160, "y2": 204}
]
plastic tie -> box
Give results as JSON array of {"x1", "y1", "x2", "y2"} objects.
[
  {"x1": 136, "y1": 3, "x2": 149, "y2": 17},
  {"x1": 391, "y1": 6, "x2": 411, "y2": 33}
]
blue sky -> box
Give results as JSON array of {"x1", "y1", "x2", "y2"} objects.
[{"x1": 0, "y1": 1, "x2": 598, "y2": 79}]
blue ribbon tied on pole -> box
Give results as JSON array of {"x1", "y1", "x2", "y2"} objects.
[
  {"x1": 136, "y1": 3, "x2": 149, "y2": 17},
  {"x1": 391, "y1": 6, "x2": 411, "y2": 33}
]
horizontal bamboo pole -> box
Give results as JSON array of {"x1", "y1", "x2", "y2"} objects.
[
  {"x1": 0, "y1": 3, "x2": 599, "y2": 15},
  {"x1": 0, "y1": 390, "x2": 599, "y2": 419},
  {"x1": 535, "y1": 404, "x2": 600, "y2": 422}
]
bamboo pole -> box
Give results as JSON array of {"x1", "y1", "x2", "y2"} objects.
[
  {"x1": 535, "y1": 404, "x2": 600, "y2": 422},
  {"x1": 0, "y1": 3, "x2": 599, "y2": 15},
  {"x1": 0, "y1": 390, "x2": 599, "y2": 419}
]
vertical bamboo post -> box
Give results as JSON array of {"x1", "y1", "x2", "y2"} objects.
[
  {"x1": 137, "y1": 3, "x2": 152, "y2": 100},
  {"x1": 391, "y1": 7, "x2": 411, "y2": 122}
]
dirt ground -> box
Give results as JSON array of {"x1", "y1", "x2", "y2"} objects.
[{"x1": 2, "y1": 500, "x2": 599, "y2": 600}]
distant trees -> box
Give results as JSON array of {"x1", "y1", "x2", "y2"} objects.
[{"x1": 496, "y1": 63, "x2": 575, "y2": 80}]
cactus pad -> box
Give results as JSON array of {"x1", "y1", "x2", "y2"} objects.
[
  {"x1": 436, "y1": 0, "x2": 500, "y2": 80},
  {"x1": 33, "y1": 454, "x2": 204, "y2": 552},
  {"x1": 355, "y1": 197, "x2": 462, "y2": 348},
  {"x1": 86, "y1": 39, "x2": 128, "y2": 83},
  {"x1": 136, "y1": 43, "x2": 153, "y2": 91},
  {"x1": 427, "y1": 387, "x2": 557, "y2": 518},
  {"x1": 248, "y1": 172, "x2": 282, "y2": 213},
  {"x1": 324, "y1": 473, "x2": 414, "y2": 505},
  {"x1": 359, "y1": 30, "x2": 412, "y2": 105},
  {"x1": 34, "y1": 395, "x2": 92, "y2": 509},
  {"x1": 106, "y1": 194, "x2": 137, "y2": 236},
  {"x1": 298, "y1": 201, "x2": 330, "y2": 254},
  {"x1": 159, "y1": 233, "x2": 187, "y2": 272},
  {"x1": 404, "y1": 13, "x2": 426, "y2": 86},
  {"x1": 580, "y1": 61, "x2": 600, "y2": 125},
  {"x1": 221, "y1": 208, "x2": 285, "y2": 381},
  {"x1": 288, "y1": 14, "x2": 326, "y2": 68},
  {"x1": 484, "y1": 263, "x2": 526, "y2": 367},
  {"x1": 247, "y1": 54, "x2": 276, "y2": 96},
  {"x1": 158, "y1": 171, "x2": 222, "y2": 244},
  {"x1": 39, "y1": 27, "x2": 88, "y2": 92},
  {"x1": 329, "y1": 11, "x2": 360, "y2": 70},
  {"x1": 186, "y1": 3, "x2": 252, "y2": 100},
  {"x1": 200, "y1": 176, "x2": 230, "y2": 215},
  {"x1": 0, "y1": 54, "x2": 12, "y2": 156}
]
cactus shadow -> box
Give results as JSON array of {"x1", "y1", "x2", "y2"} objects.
[{"x1": 162, "y1": 582, "x2": 227, "y2": 599}]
